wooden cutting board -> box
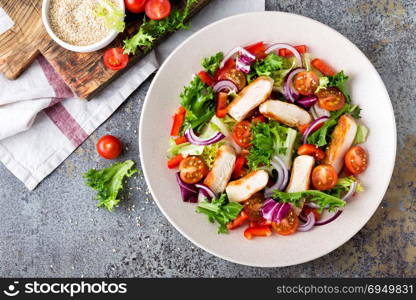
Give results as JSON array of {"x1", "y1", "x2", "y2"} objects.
[{"x1": 0, "y1": 0, "x2": 211, "y2": 99}]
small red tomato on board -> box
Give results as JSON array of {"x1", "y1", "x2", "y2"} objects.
[
  {"x1": 297, "y1": 144, "x2": 325, "y2": 161},
  {"x1": 316, "y1": 87, "x2": 346, "y2": 111},
  {"x1": 311, "y1": 164, "x2": 338, "y2": 191},
  {"x1": 96, "y1": 135, "x2": 122, "y2": 159},
  {"x1": 345, "y1": 146, "x2": 368, "y2": 175},
  {"x1": 293, "y1": 71, "x2": 319, "y2": 96},
  {"x1": 103, "y1": 48, "x2": 129, "y2": 71},
  {"x1": 179, "y1": 156, "x2": 208, "y2": 184},
  {"x1": 124, "y1": 0, "x2": 146, "y2": 13},
  {"x1": 271, "y1": 209, "x2": 299, "y2": 236},
  {"x1": 145, "y1": 0, "x2": 171, "y2": 20},
  {"x1": 232, "y1": 121, "x2": 252, "y2": 148}
]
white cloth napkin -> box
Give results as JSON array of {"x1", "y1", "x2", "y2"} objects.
[{"x1": 0, "y1": 0, "x2": 265, "y2": 190}]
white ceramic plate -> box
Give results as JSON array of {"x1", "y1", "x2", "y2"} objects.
[{"x1": 139, "y1": 12, "x2": 396, "y2": 267}]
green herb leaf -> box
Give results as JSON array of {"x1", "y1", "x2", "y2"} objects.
[
  {"x1": 201, "y1": 52, "x2": 224, "y2": 76},
  {"x1": 327, "y1": 176, "x2": 364, "y2": 198},
  {"x1": 196, "y1": 193, "x2": 243, "y2": 233},
  {"x1": 272, "y1": 190, "x2": 346, "y2": 213},
  {"x1": 327, "y1": 71, "x2": 351, "y2": 103},
  {"x1": 180, "y1": 76, "x2": 215, "y2": 133},
  {"x1": 83, "y1": 160, "x2": 138, "y2": 211}
]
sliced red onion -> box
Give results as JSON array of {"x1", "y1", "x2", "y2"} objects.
[
  {"x1": 312, "y1": 102, "x2": 330, "y2": 119},
  {"x1": 315, "y1": 210, "x2": 343, "y2": 226},
  {"x1": 236, "y1": 58, "x2": 251, "y2": 74},
  {"x1": 219, "y1": 47, "x2": 241, "y2": 68},
  {"x1": 306, "y1": 202, "x2": 320, "y2": 209},
  {"x1": 265, "y1": 43, "x2": 303, "y2": 67},
  {"x1": 261, "y1": 199, "x2": 291, "y2": 223},
  {"x1": 302, "y1": 116, "x2": 329, "y2": 144},
  {"x1": 283, "y1": 68, "x2": 305, "y2": 102},
  {"x1": 297, "y1": 95, "x2": 318, "y2": 109},
  {"x1": 195, "y1": 183, "x2": 216, "y2": 199},
  {"x1": 213, "y1": 80, "x2": 238, "y2": 93},
  {"x1": 264, "y1": 156, "x2": 289, "y2": 197},
  {"x1": 297, "y1": 212, "x2": 315, "y2": 232},
  {"x1": 238, "y1": 48, "x2": 256, "y2": 65},
  {"x1": 342, "y1": 181, "x2": 357, "y2": 201},
  {"x1": 176, "y1": 173, "x2": 198, "y2": 203},
  {"x1": 185, "y1": 128, "x2": 225, "y2": 146}
]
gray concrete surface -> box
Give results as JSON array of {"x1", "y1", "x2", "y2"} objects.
[{"x1": 0, "y1": 0, "x2": 415, "y2": 277}]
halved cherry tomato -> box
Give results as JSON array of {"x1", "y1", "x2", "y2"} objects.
[
  {"x1": 174, "y1": 136, "x2": 187, "y2": 145},
  {"x1": 244, "y1": 225, "x2": 272, "y2": 240},
  {"x1": 216, "y1": 92, "x2": 228, "y2": 118},
  {"x1": 232, "y1": 155, "x2": 247, "y2": 179},
  {"x1": 316, "y1": 87, "x2": 346, "y2": 111},
  {"x1": 214, "y1": 58, "x2": 235, "y2": 79},
  {"x1": 271, "y1": 209, "x2": 299, "y2": 235},
  {"x1": 301, "y1": 207, "x2": 321, "y2": 221},
  {"x1": 170, "y1": 106, "x2": 186, "y2": 136},
  {"x1": 297, "y1": 144, "x2": 325, "y2": 160},
  {"x1": 198, "y1": 71, "x2": 215, "y2": 87},
  {"x1": 232, "y1": 121, "x2": 252, "y2": 148},
  {"x1": 278, "y1": 45, "x2": 308, "y2": 57},
  {"x1": 103, "y1": 48, "x2": 129, "y2": 71},
  {"x1": 251, "y1": 115, "x2": 266, "y2": 124},
  {"x1": 96, "y1": 135, "x2": 122, "y2": 159},
  {"x1": 167, "y1": 154, "x2": 183, "y2": 169},
  {"x1": 345, "y1": 146, "x2": 368, "y2": 175},
  {"x1": 218, "y1": 68, "x2": 246, "y2": 91},
  {"x1": 243, "y1": 193, "x2": 265, "y2": 221},
  {"x1": 145, "y1": 0, "x2": 171, "y2": 20},
  {"x1": 179, "y1": 156, "x2": 208, "y2": 184},
  {"x1": 244, "y1": 41, "x2": 267, "y2": 59},
  {"x1": 227, "y1": 211, "x2": 249, "y2": 230},
  {"x1": 311, "y1": 164, "x2": 338, "y2": 191},
  {"x1": 311, "y1": 58, "x2": 336, "y2": 76},
  {"x1": 124, "y1": 0, "x2": 146, "y2": 13},
  {"x1": 293, "y1": 71, "x2": 319, "y2": 96}
]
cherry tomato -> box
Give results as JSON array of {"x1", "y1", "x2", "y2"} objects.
[
  {"x1": 145, "y1": 0, "x2": 171, "y2": 20},
  {"x1": 232, "y1": 121, "x2": 252, "y2": 148},
  {"x1": 301, "y1": 207, "x2": 321, "y2": 221},
  {"x1": 271, "y1": 209, "x2": 299, "y2": 235},
  {"x1": 293, "y1": 71, "x2": 319, "y2": 96},
  {"x1": 214, "y1": 58, "x2": 235, "y2": 80},
  {"x1": 243, "y1": 193, "x2": 264, "y2": 221},
  {"x1": 316, "y1": 87, "x2": 346, "y2": 111},
  {"x1": 124, "y1": 0, "x2": 146, "y2": 13},
  {"x1": 311, "y1": 164, "x2": 338, "y2": 191},
  {"x1": 218, "y1": 68, "x2": 246, "y2": 91},
  {"x1": 297, "y1": 144, "x2": 325, "y2": 160},
  {"x1": 96, "y1": 135, "x2": 122, "y2": 159},
  {"x1": 179, "y1": 156, "x2": 208, "y2": 184},
  {"x1": 103, "y1": 48, "x2": 129, "y2": 71},
  {"x1": 345, "y1": 146, "x2": 368, "y2": 175}
]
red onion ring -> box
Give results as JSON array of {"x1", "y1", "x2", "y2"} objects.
[
  {"x1": 219, "y1": 47, "x2": 241, "y2": 68},
  {"x1": 297, "y1": 212, "x2": 315, "y2": 232},
  {"x1": 342, "y1": 181, "x2": 357, "y2": 201},
  {"x1": 176, "y1": 173, "x2": 198, "y2": 203},
  {"x1": 314, "y1": 210, "x2": 343, "y2": 226},
  {"x1": 236, "y1": 58, "x2": 251, "y2": 74},
  {"x1": 213, "y1": 80, "x2": 238, "y2": 93},
  {"x1": 265, "y1": 43, "x2": 303, "y2": 67},
  {"x1": 283, "y1": 68, "x2": 305, "y2": 102},
  {"x1": 220, "y1": 47, "x2": 256, "y2": 69},
  {"x1": 297, "y1": 95, "x2": 318, "y2": 109},
  {"x1": 312, "y1": 102, "x2": 330, "y2": 119},
  {"x1": 195, "y1": 183, "x2": 216, "y2": 199},
  {"x1": 302, "y1": 116, "x2": 329, "y2": 144},
  {"x1": 264, "y1": 156, "x2": 289, "y2": 197},
  {"x1": 185, "y1": 128, "x2": 225, "y2": 146}
]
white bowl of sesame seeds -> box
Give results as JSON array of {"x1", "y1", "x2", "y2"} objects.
[{"x1": 42, "y1": 0, "x2": 125, "y2": 53}]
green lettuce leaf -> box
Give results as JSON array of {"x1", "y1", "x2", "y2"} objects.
[
  {"x1": 201, "y1": 52, "x2": 224, "y2": 76},
  {"x1": 353, "y1": 124, "x2": 369, "y2": 144},
  {"x1": 83, "y1": 160, "x2": 138, "y2": 211}
]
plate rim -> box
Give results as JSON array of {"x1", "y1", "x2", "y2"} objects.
[{"x1": 139, "y1": 11, "x2": 397, "y2": 267}]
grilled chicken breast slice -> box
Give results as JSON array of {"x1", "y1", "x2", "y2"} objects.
[
  {"x1": 226, "y1": 170, "x2": 269, "y2": 202},
  {"x1": 203, "y1": 145, "x2": 236, "y2": 194},
  {"x1": 227, "y1": 76, "x2": 274, "y2": 122},
  {"x1": 324, "y1": 114, "x2": 357, "y2": 173},
  {"x1": 259, "y1": 100, "x2": 312, "y2": 127},
  {"x1": 285, "y1": 155, "x2": 315, "y2": 215}
]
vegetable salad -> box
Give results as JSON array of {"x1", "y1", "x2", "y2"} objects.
[{"x1": 167, "y1": 42, "x2": 369, "y2": 239}]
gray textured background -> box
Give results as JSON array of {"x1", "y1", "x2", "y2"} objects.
[{"x1": 0, "y1": 0, "x2": 415, "y2": 277}]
